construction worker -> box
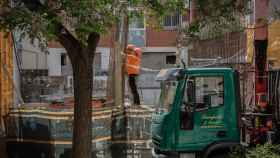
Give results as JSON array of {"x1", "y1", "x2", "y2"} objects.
[{"x1": 125, "y1": 44, "x2": 142, "y2": 105}]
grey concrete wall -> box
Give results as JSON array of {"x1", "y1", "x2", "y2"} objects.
[
  {"x1": 139, "y1": 88, "x2": 160, "y2": 106},
  {"x1": 269, "y1": 0, "x2": 280, "y2": 19},
  {"x1": 59, "y1": 48, "x2": 111, "y2": 77},
  {"x1": 136, "y1": 50, "x2": 178, "y2": 105},
  {"x1": 47, "y1": 48, "x2": 64, "y2": 76},
  {"x1": 141, "y1": 52, "x2": 176, "y2": 70},
  {"x1": 21, "y1": 38, "x2": 48, "y2": 70}
]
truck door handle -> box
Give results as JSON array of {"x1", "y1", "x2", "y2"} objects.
[{"x1": 217, "y1": 130, "x2": 227, "y2": 137}]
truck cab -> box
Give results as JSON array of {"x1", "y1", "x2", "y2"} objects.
[{"x1": 151, "y1": 68, "x2": 241, "y2": 158}]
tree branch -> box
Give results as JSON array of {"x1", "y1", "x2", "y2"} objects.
[
  {"x1": 87, "y1": 32, "x2": 100, "y2": 52},
  {"x1": 55, "y1": 23, "x2": 83, "y2": 61},
  {"x1": 20, "y1": 0, "x2": 86, "y2": 63}
]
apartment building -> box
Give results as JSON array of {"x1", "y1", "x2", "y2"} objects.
[
  {"x1": 19, "y1": 10, "x2": 188, "y2": 105},
  {"x1": 47, "y1": 12, "x2": 187, "y2": 105},
  {"x1": 18, "y1": 37, "x2": 64, "y2": 102},
  {"x1": 129, "y1": 12, "x2": 186, "y2": 105}
]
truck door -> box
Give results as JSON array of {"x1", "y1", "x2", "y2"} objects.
[
  {"x1": 177, "y1": 75, "x2": 226, "y2": 150},
  {"x1": 176, "y1": 76, "x2": 197, "y2": 150}
]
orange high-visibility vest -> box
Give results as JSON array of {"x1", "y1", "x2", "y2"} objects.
[{"x1": 126, "y1": 52, "x2": 141, "y2": 75}]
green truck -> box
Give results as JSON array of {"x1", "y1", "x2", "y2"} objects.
[{"x1": 151, "y1": 68, "x2": 244, "y2": 158}]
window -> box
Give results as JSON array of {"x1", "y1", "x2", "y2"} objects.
[
  {"x1": 128, "y1": 11, "x2": 145, "y2": 47},
  {"x1": 185, "y1": 76, "x2": 224, "y2": 110},
  {"x1": 67, "y1": 76, "x2": 73, "y2": 88},
  {"x1": 163, "y1": 11, "x2": 181, "y2": 28},
  {"x1": 166, "y1": 55, "x2": 176, "y2": 65},
  {"x1": 61, "y1": 54, "x2": 67, "y2": 66},
  {"x1": 129, "y1": 15, "x2": 144, "y2": 28},
  {"x1": 159, "y1": 81, "x2": 178, "y2": 113},
  {"x1": 93, "y1": 53, "x2": 102, "y2": 75}
]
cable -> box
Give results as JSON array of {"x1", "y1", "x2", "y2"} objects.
[{"x1": 140, "y1": 67, "x2": 161, "y2": 72}]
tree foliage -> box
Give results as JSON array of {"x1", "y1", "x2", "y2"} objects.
[
  {"x1": 0, "y1": 0, "x2": 184, "y2": 46},
  {"x1": 230, "y1": 143, "x2": 280, "y2": 158},
  {"x1": 0, "y1": 1, "x2": 184, "y2": 158},
  {"x1": 185, "y1": 0, "x2": 251, "y2": 39}
]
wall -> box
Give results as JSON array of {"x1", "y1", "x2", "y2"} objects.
[
  {"x1": 47, "y1": 48, "x2": 63, "y2": 76},
  {"x1": 135, "y1": 47, "x2": 178, "y2": 105},
  {"x1": 141, "y1": 52, "x2": 177, "y2": 70},
  {"x1": 269, "y1": 0, "x2": 280, "y2": 20},
  {"x1": 97, "y1": 47, "x2": 110, "y2": 72},
  {"x1": 48, "y1": 30, "x2": 115, "y2": 48},
  {"x1": 24, "y1": 16, "x2": 181, "y2": 104},
  {"x1": 21, "y1": 38, "x2": 48, "y2": 70},
  {"x1": 146, "y1": 28, "x2": 178, "y2": 47}
]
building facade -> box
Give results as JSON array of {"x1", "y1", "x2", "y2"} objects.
[{"x1": 20, "y1": 12, "x2": 187, "y2": 105}]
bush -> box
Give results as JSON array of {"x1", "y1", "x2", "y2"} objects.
[{"x1": 230, "y1": 143, "x2": 280, "y2": 158}]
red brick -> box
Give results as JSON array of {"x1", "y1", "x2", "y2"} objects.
[{"x1": 146, "y1": 28, "x2": 178, "y2": 47}]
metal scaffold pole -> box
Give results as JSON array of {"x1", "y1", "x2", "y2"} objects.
[{"x1": 113, "y1": 1, "x2": 128, "y2": 108}]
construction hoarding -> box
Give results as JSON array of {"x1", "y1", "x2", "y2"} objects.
[
  {"x1": 4, "y1": 105, "x2": 153, "y2": 158},
  {"x1": 268, "y1": 20, "x2": 280, "y2": 68},
  {"x1": 0, "y1": 31, "x2": 13, "y2": 133}
]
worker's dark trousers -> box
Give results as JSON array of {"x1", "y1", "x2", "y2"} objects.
[{"x1": 128, "y1": 75, "x2": 140, "y2": 105}]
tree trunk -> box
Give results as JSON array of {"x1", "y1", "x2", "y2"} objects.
[
  {"x1": 71, "y1": 53, "x2": 93, "y2": 158},
  {"x1": 55, "y1": 25, "x2": 100, "y2": 158}
]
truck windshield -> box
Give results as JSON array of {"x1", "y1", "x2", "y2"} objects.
[
  {"x1": 185, "y1": 76, "x2": 224, "y2": 109},
  {"x1": 156, "y1": 81, "x2": 178, "y2": 113}
]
